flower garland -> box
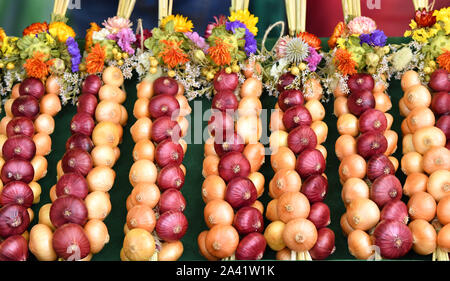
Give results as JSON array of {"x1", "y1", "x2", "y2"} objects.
[
  {"x1": 0, "y1": 21, "x2": 80, "y2": 103},
  {"x1": 319, "y1": 16, "x2": 391, "y2": 96},
  {"x1": 83, "y1": 16, "x2": 137, "y2": 79},
  {"x1": 390, "y1": 6, "x2": 450, "y2": 81}
]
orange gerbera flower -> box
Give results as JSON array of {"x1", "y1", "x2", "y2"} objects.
[
  {"x1": 23, "y1": 22, "x2": 48, "y2": 36},
  {"x1": 158, "y1": 40, "x2": 189, "y2": 68},
  {"x1": 328, "y1": 22, "x2": 346, "y2": 49},
  {"x1": 86, "y1": 43, "x2": 106, "y2": 74},
  {"x1": 334, "y1": 48, "x2": 357, "y2": 76},
  {"x1": 85, "y1": 22, "x2": 101, "y2": 50},
  {"x1": 23, "y1": 52, "x2": 50, "y2": 79},
  {"x1": 208, "y1": 38, "x2": 231, "y2": 66},
  {"x1": 437, "y1": 50, "x2": 450, "y2": 72},
  {"x1": 297, "y1": 32, "x2": 322, "y2": 50}
]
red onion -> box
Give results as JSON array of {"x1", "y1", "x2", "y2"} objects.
[
  {"x1": 0, "y1": 204, "x2": 30, "y2": 238},
  {"x1": 282, "y1": 105, "x2": 313, "y2": 131},
  {"x1": 347, "y1": 90, "x2": 375, "y2": 116},
  {"x1": 278, "y1": 89, "x2": 304, "y2": 112},
  {"x1": 52, "y1": 223, "x2": 91, "y2": 260},
  {"x1": 213, "y1": 70, "x2": 238, "y2": 91},
  {"x1": 373, "y1": 220, "x2": 413, "y2": 259},
  {"x1": 287, "y1": 125, "x2": 317, "y2": 154},
  {"x1": 19, "y1": 77, "x2": 45, "y2": 99},
  {"x1": 436, "y1": 115, "x2": 450, "y2": 140},
  {"x1": 155, "y1": 210, "x2": 188, "y2": 242},
  {"x1": 370, "y1": 174, "x2": 402, "y2": 208},
  {"x1": 157, "y1": 164, "x2": 185, "y2": 191},
  {"x1": 233, "y1": 206, "x2": 263, "y2": 235},
  {"x1": 301, "y1": 174, "x2": 328, "y2": 203},
  {"x1": 212, "y1": 90, "x2": 239, "y2": 112},
  {"x1": 347, "y1": 73, "x2": 374, "y2": 93},
  {"x1": 1, "y1": 159, "x2": 34, "y2": 184},
  {"x1": 235, "y1": 232, "x2": 266, "y2": 260},
  {"x1": 0, "y1": 181, "x2": 34, "y2": 208},
  {"x1": 277, "y1": 73, "x2": 296, "y2": 92},
  {"x1": 61, "y1": 149, "x2": 93, "y2": 176},
  {"x1": 50, "y1": 195, "x2": 88, "y2": 228},
  {"x1": 213, "y1": 131, "x2": 244, "y2": 157},
  {"x1": 431, "y1": 92, "x2": 450, "y2": 116},
  {"x1": 55, "y1": 172, "x2": 89, "y2": 199},
  {"x1": 153, "y1": 77, "x2": 179, "y2": 96},
  {"x1": 149, "y1": 94, "x2": 180, "y2": 119},
  {"x1": 6, "y1": 117, "x2": 34, "y2": 138},
  {"x1": 208, "y1": 111, "x2": 235, "y2": 137},
  {"x1": 11, "y1": 95, "x2": 39, "y2": 119},
  {"x1": 307, "y1": 202, "x2": 331, "y2": 229},
  {"x1": 81, "y1": 74, "x2": 102, "y2": 95},
  {"x1": 0, "y1": 235, "x2": 28, "y2": 261},
  {"x1": 309, "y1": 228, "x2": 335, "y2": 260},
  {"x1": 367, "y1": 154, "x2": 395, "y2": 181},
  {"x1": 295, "y1": 148, "x2": 326, "y2": 179},
  {"x1": 380, "y1": 200, "x2": 409, "y2": 224},
  {"x1": 225, "y1": 177, "x2": 257, "y2": 209},
  {"x1": 2, "y1": 135, "x2": 36, "y2": 161},
  {"x1": 357, "y1": 132, "x2": 388, "y2": 159},
  {"x1": 429, "y1": 68, "x2": 450, "y2": 92},
  {"x1": 77, "y1": 93, "x2": 98, "y2": 116},
  {"x1": 358, "y1": 109, "x2": 388, "y2": 133},
  {"x1": 66, "y1": 133, "x2": 94, "y2": 152},
  {"x1": 70, "y1": 112, "x2": 95, "y2": 136},
  {"x1": 155, "y1": 139, "x2": 184, "y2": 167},
  {"x1": 218, "y1": 152, "x2": 251, "y2": 182},
  {"x1": 151, "y1": 116, "x2": 181, "y2": 143},
  {"x1": 159, "y1": 188, "x2": 186, "y2": 214}
]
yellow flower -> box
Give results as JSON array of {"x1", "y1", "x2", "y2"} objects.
[
  {"x1": 48, "y1": 22, "x2": 76, "y2": 42},
  {"x1": 161, "y1": 14, "x2": 193, "y2": 33},
  {"x1": 404, "y1": 30, "x2": 412, "y2": 37},
  {"x1": 1, "y1": 36, "x2": 19, "y2": 57},
  {"x1": 409, "y1": 20, "x2": 417, "y2": 30},
  {"x1": 45, "y1": 33, "x2": 55, "y2": 45},
  {"x1": 229, "y1": 9, "x2": 258, "y2": 36},
  {"x1": 336, "y1": 38, "x2": 346, "y2": 49}
]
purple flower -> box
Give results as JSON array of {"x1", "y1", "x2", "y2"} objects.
[
  {"x1": 304, "y1": 46, "x2": 322, "y2": 71},
  {"x1": 185, "y1": 31, "x2": 209, "y2": 52},
  {"x1": 226, "y1": 20, "x2": 257, "y2": 56},
  {"x1": 108, "y1": 27, "x2": 137, "y2": 55},
  {"x1": 359, "y1": 29, "x2": 387, "y2": 47},
  {"x1": 66, "y1": 36, "x2": 81, "y2": 72}
]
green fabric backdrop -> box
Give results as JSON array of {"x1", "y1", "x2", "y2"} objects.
[{"x1": 1, "y1": 37, "x2": 427, "y2": 261}]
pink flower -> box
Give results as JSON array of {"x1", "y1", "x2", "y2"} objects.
[
  {"x1": 204, "y1": 15, "x2": 227, "y2": 38},
  {"x1": 185, "y1": 31, "x2": 209, "y2": 52},
  {"x1": 347, "y1": 16, "x2": 377, "y2": 35},
  {"x1": 275, "y1": 36, "x2": 292, "y2": 59},
  {"x1": 103, "y1": 16, "x2": 132, "y2": 33},
  {"x1": 107, "y1": 28, "x2": 136, "y2": 55}
]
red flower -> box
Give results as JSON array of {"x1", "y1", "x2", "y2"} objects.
[{"x1": 414, "y1": 8, "x2": 436, "y2": 28}]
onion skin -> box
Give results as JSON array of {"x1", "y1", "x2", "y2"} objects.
[
  {"x1": 233, "y1": 206, "x2": 264, "y2": 235},
  {"x1": 357, "y1": 132, "x2": 388, "y2": 159},
  {"x1": 278, "y1": 89, "x2": 304, "y2": 112},
  {"x1": 301, "y1": 174, "x2": 328, "y2": 203},
  {"x1": 380, "y1": 200, "x2": 409, "y2": 224},
  {"x1": 155, "y1": 139, "x2": 184, "y2": 167},
  {"x1": 212, "y1": 91, "x2": 238, "y2": 112},
  {"x1": 235, "y1": 232, "x2": 266, "y2": 260},
  {"x1": 408, "y1": 219, "x2": 437, "y2": 255},
  {"x1": 0, "y1": 235, "x2": 29, "y2": 261},
  {"x1": 277, "y1": 73, "x2": 296, "y2": 92},
  {"x1": 347, "y1": 90, "x2": 375, "y2": 116},
  {"x1": 12, "y1": 95, "x2": 40, "y2": 120},
  {"x1": 373, "y1": 220, "x2": 413, "y2": 259},
  {"x1": 153, "y1": 77, "x2": 179, "y2": 96},
  {"x1": 431, "y1": 92, "x2": 450, "y2": 116},
  {"x1": 52, "y1": 223, "x2": 91, "y2": 260},
  {"x1": 66, "y1": 134, "x2": 94, "y2": 152},
  {"x1": 157, "y1": 164, "x2": 185, "y2": 191},
  {"x1": 1, "y1": 158, "x2": 35, "y2": 184},
  {"x1": 82, "y1": 74, "x2": 102, "y2": 95},
  {"x1": 0, "y1": 204, "x2": 30, "y2": 238},
  {"x1": 309, "y1": 228, "x2": 335, "y2": 260},
  {"x1": 358, "y1": 109, "x2": 387, "y2": 133},
  {"x1": 2, "y1": 135, "x2": 36, "y2": 161},
  {"x1": 156, "y1": 211, "x2": 188, "y2": 242},
  {"x1": 225, "y1": 177, "x2": 257, "y2": 209},
  {"x1": 159, "y1": 188, "x2": 186, "y2": 214},
  {"x1": 77, "y1": 94, "x2": 98, "y2": 116},
  {"x1": 218, "y1": 152, "x2": 251, "y2": 182},
  {"x1": 148, "y1": 94, "x2": 180, "y2": 119},
  {"x1": 367, "y1": 154, "x2": 395, "y2": 181},
  {"x1": 19, "y1": 77, "x2": 45, "y2": 99},
  {"x1": 287, "y1": 125, "x2": 317, "y2": 154},
  {"x1": 0, "y1": 181, "x2": 34, "y2": 208},
  {"x1": 370, "y1": 174, "x2": 402, "y2": 208},
  {"x1": 307, "y1": 202, "x2": 331, "y2": 229},
  {"x1": 347, "y1": 73, "x2": 374, "y2": 93},
  {"x1": 429, "y1": 68, "x2": 450, "y2": 92},
  {"x1": 213, "y1": 70, "x2": 238, "y2": 92},
  {"x1": 282, "y1": 105, "x2": 313, "y2": 131},
  {"x1": 61, "y1": 149, "x2": 93, "y2": 176},
  {"x1": 295, "y1": 148, "x2": 326, "y2": 179},
  {"x1": 49, "y1": 195, "x2": 88, "y2": 228},
  {"x1": 55, "y1": 172, "x2": 89, "y2": 199},
  {"x1": 6, "y1": 117, "x2": 34, "y2": 138}
]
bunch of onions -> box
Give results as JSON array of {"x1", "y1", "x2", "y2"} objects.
[
  {"x1": 335, "y1": 73, "x2": 412, "y2": 259},
  {"x1": 265, "y1": 70, "x2": 334, "y2": 260},
  {"x1": 122, "y1": 75, "x2": 190, "y2": 261},
  {"x1": 0, "y1": 77, "x2": 61, "y2": 260},
  {"x1": 198, "y1": 69, "x2": 267, "y2": 261},
  {"x1": 399, "y1": 70, "x2": 450, "y2": 261},
  {"x1": 31, "y1": 71, "x2": 120, "y2": 261}
]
